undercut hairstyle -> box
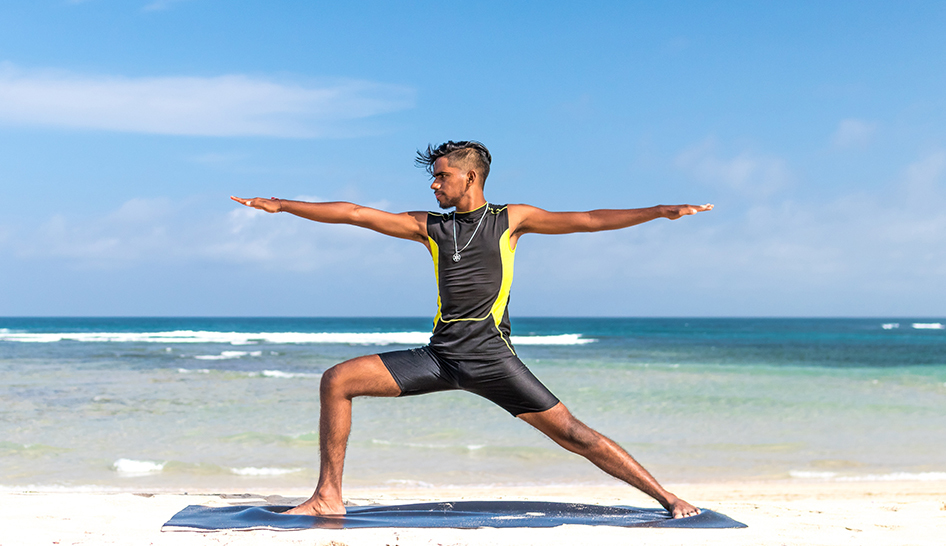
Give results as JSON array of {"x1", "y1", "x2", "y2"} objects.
[{"x1": 415, "y1": 140, "x2": 492, "y2": 184}]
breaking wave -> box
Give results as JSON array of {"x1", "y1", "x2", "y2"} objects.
[
  {"x1": 0, "y1": 330, "x2": 596, "y2": 346},
  {"x1": 912, "y1": 323, "x2": 944, "y2": 330},
  {"x1": 112, "y1": 458, "x2": 166, "y2": 476}
]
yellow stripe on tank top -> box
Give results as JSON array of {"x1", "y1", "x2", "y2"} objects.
[
  {"x1": 490, "y1": 229, "x2": 516, "y2": 354},
  {"x1": 428, "y1": 236, "x2": 442, "y2": 330}
]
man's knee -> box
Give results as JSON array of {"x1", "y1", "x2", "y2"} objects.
[
  {"x1": 559, "y1": 417, "x2": 600, "y2": 451},
  {"x1": 320, "y1": 365, "x2": 345, "y2": 398},
  {"x1": 531, "y1": 408, "x2": 600, "y2": 452},
  {"x1": 320, "y1": 362, "x2": 363, "y2": 399},
  {"x1": 320, "y1": 355, "x2": 400, "y2": 400}
]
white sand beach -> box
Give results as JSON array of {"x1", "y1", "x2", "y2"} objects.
[{"x1": 2, "y1": 480, "x2": 943, "y2": 545}]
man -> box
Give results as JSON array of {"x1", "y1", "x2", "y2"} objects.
[{"x1": 232, "y1": 140, "x2": 712, "y2": 518}]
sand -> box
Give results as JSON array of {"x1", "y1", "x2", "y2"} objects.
[{"x1": 1, "y1": 481, "x2": 943, "y2": 545}]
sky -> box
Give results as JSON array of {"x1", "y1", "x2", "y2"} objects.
[{"x1": 1, "y1": 1, "x2": 945, "y2": 317}]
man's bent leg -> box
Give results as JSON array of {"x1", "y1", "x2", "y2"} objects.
[
  {"x1": 518, "y1": 402, "x2": 700, "y2": 519},
  {"x1": 285, "y1": 354, "x2": 401, "y2": 516}
]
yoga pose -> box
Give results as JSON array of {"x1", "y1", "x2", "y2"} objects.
[{"x1": 232, "y1": 140, "x2": 712, "y2": 518}]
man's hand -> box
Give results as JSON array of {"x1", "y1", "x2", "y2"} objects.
[
  {"x1": 662, "y1": 203, "x2": 713, "y2": 220},
  {"x1": 231, "y1": 195, "x2": 282, "y2": 213}
]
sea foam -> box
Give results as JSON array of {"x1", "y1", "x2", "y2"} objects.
[
  {"x1": 112, "y1": 458, "x2": 165, "y2": 475},
  {"x1": 257, "y1": 370, "x2": 320, "y2": 379},
  {"x1": 0, "y1": 330, "x2": 596, "y2": 345},
  {"x1": 193, "y1": 350, "x2": 263, "y2": 360},
  {"x1": 510, "y1": 334, "x2": 595, "y2": 345},
  {"x1": 912, "y1": 323, "x2": 944, "y2": 330}
]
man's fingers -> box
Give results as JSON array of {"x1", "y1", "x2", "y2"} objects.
[
  {"x1": 230, "y1": 196, "x2": 256, "y2": 207},
  {"x1": 685, "y1": 203, "x2": 714, "y2": 215},
  {"x1": 667, "y1": 203, "x2": 713, "y2": 220}
]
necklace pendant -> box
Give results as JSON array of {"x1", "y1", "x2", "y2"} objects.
[{"x1": 453, "y1": 253, "x2": 461, "y2": 262}]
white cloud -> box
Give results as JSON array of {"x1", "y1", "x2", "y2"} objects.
[
  {"x1": 515, "y1": 197, "x2": 946, "y2": 315},
  {"x1": 675, "y1": 139, "x2": 791, "y2": 199},
  {"x1": 514, "y1": 150, "x2": 946, "y2": 315},
  {"x1": 9, "y1": 196, "x2": 419, "y2": 273},
  {"x1": 0, "y1": 63, "x2": 414, "y2": 137},
  {"x1": 0, "y1": 196, "x2": 434, "y2": 315},
  {"x1": 901, "y1": 150, "x2": 946, "y2": 197},
  {"x1": 831, "y1": 118, "x2": 878, "y2": 149}
]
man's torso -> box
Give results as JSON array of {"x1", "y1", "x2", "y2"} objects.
[{"x1": 425, "y1": 203, "x2": 516, "y2": 357}]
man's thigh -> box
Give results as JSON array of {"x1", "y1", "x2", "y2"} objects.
[
  {"x1": 378, "y1": 347, "x2": 460, "y2": 396},
  {"x1": 326, "y1": 354, "x2": 401, "y2": 397},
  {"x1": 460, "y1": 355, "x2": 560, "y2": 416}
]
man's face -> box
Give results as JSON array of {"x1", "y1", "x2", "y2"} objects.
[{"x1": 430, "y1": 157, "x2": 471, "y2": 210}]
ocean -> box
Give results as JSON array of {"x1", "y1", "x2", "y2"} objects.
[{"x1": 2, "y1": 317, "x2": 944, "y2": 492}]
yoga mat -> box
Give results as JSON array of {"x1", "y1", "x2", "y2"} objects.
[{"x1": 162, "y1": 500, "x2": 746, "y2": 531}]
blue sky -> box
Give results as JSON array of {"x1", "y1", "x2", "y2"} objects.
[{"x1": 1, "y1": 1, "x2": 945, "y2": 317}]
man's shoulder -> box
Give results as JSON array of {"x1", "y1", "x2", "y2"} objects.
[{"x1": 504, "y1": 203, "x2": 538, "y2": 221}]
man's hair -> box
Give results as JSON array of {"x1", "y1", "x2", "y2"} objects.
[{"x1": 415, "y1": 141, "x2": 492, "y2": 184}]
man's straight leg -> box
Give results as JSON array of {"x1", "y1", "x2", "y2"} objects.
[
  {"x1": 286, "y1": 354, "x2": 401, "y2": 516},
  {"x1": 518, "y1": 402, "x2": 700, "y2": 519}
]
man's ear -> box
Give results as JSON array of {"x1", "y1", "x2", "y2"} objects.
[{"x1": 466, "y1": 169, "x2": 477, "y2": 187}]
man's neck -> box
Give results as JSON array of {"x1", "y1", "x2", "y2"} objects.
[
  {"x1": 455, "y1": 202, "x2": 487, "y2": 214},
  {"x1": 454, "y1": 193, "x2": 487, "y2": 214}
]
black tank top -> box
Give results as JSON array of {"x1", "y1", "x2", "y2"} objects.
[{"x1": 426, "y1": 203, "x2": 516, "y2": 357}]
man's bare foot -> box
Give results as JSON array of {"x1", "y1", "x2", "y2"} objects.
[
  {"x1": 663, "y1": 495, "x2": 701, "y2": 519},
  {"x1": 283, "y1": 495, "x2": 346, "y2": 516}
]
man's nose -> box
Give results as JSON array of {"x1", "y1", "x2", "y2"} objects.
[{"x1": 430, "y1": 180, "x2": 440, "y2": 190}]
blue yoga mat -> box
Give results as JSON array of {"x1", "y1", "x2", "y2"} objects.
[{"x1": 162, "y1": 500, "x2": 746, "y2": 531}]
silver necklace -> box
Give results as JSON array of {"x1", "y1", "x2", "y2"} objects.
[{"x1": 452, "y1": 204, "x2": 489, "y2": 262}]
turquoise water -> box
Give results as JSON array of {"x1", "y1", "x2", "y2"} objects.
[{"x1": 1, "y1": 317, "x2": 944, "y2": 490}]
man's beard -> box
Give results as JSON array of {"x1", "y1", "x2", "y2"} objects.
[{"x1": 437, "y1": 196, "x2": 459, "y2": 210}]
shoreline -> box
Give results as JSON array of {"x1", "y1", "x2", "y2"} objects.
[{"x1": 2, "y1": 480, "x2": 942, "y2": 545}]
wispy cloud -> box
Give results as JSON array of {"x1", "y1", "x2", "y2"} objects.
[
  {"x1": 0, "y1": 63, "x2": 414, "y2": 137},
  {"x1": 517, "y1": 149, "x2": 946, "y2": 315},
  {"x1": 8, "y1": 196, "x2": 410, "y2": 273},
  {"x1": 831, "y1": 118, "x2": 878, "y2": 149},
  {"x1": 0, "y1": 196, "x2": 432, "y2": 315},
  {"x1": 675, "y1": 138, "x2": 792, "y2": 199},
  {"x1": 901, "y1": 150, "x2": 946, "y2": 198}
]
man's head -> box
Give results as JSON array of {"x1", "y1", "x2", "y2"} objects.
[
  {"x1": 416, "y1": 141, "x2": 492, "y2": 210},
  {"x1": 415, "y1": 141, "x2": 491, "y2": 185}
]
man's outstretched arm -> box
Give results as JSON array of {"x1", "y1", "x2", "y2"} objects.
[
  {"x1": 231, "y1": 196, "x2": 429, "y2": 245},
  {"x1": 510, "y1": 203, "x2": 713, "y2": 238}
]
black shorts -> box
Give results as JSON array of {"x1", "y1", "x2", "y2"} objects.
[{"x1": 379, "y1": 346, "x2": 560, "y2": 416}]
